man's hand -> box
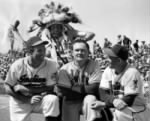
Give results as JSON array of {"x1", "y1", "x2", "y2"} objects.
[
  {"x1": 30, "y1": 95, "x2": 43, "y2": 104},
  {"x1": 91, "y1": 101, "x2": 106, "y2": 110},
  {"x1": 113, "y1": 99, "x2": 127, "y2": 110}
]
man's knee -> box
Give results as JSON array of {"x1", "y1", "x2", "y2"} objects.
[
  {"x1": 83, "y1": 95, "x2": 97, "y2": 104},
  {"x1": 42, "y1": 95, "x2": 60, "y2": 117},
  {"x1": 43, "y1": 94, "x2": 59, "y2": 104}
]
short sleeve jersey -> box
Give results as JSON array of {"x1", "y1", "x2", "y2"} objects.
[
  {"x1": 58, "y1": 60, "x2": 102, "y2": 87},
  {"x1": 5, "y1": 57, "x2": 58, "y2": 87},
  {"x1": 100, "y1": 64, "x2": 145, "y2": 105},
  {"x1": 100, "y1": 65, "x2": 143, "y2": 95}
]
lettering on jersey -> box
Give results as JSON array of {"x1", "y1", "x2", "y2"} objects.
[
  {"x1": 18, "y1": 74, "x2": 46, "y2": 88},
  {"x1": 111, "y1": 81, "x2": 124, "y2": 97}
]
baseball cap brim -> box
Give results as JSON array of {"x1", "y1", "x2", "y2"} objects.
[{"x1": 103, "y1": 48, "x2": 117, "y2": 57}]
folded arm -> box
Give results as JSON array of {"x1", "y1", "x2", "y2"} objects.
[{"x1": 4, "y1": 83, "x2": 31, "y2": 103}]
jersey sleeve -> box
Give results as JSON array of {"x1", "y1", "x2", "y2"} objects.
[
  {"x1": 99, "y1": 67, "x2": 111, "y2": 89},
  {"x1": 58, "y1": 66, "x2": 72, "y2": 88},
  {"x1": 124, "y1": 69, "x2": 143, "y2": 95},
  {"x1": 46, "y1": 59, "x2": 59, "y2": 86},
  {"x1": 88, "y1": 61, "x2": 102, "y2": 84},
  {"x1": 5, "y1": 61, "x2": 19, "y2": 86}
]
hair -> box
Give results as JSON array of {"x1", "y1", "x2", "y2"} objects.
[{"x1": 72, "y1": 38, "x2": 90, "y2": 51}]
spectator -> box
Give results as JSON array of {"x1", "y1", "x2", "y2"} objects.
[
  {"x1": 133, "y1": 40, "x2": 139, "y2": 52},
  {"x1": 117, "y1": 35, "x2": 122, "y2": 45},
  {"x1": 122, "y1": 35, "x2": 132, "y2": 49},
  {"x1": 93, "y1": 40, "x2": 98, "y2": 55},
  {"x1": 104, "y1": 38, "x2": 111, "y2": 48}
]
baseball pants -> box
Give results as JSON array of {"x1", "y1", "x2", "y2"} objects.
[
  {"x1": 9, "y1": 94, "x2": 60, "y2": 121},
  {"x1": 62, "y1": 95, "x2": 101, "y2": 121},
  {"x1": 113, "y1": 106, "x2": 150, "y2": 121}
]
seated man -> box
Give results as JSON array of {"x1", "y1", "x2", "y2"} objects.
[
  {"x1": 57, "y1": 39, "x2": 102, "y2": 121},
  {"x1": 91, "y1": 44, "x2": 150, "y2": 121},
  {"x1": 4, "y1": 36, "x2": 60, "y2": 121}
]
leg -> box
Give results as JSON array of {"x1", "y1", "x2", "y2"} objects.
[
  {"x1": 114, "y1": 106, "x2": 150, "y2": 121},
  {"x1": 9, "y1": 99, "x2": 32, "y2": 121},
  {"x1": 113, "y1": 108, "x2": 133, "y2": 121},
  {"x1": 62, "y1": 98, "x2": 82, "y2": 121},
  {"x1": 82, "y1": 95, "x2": 101, "y2": 121},
  {"x1": 41, "y1": 94, "x2": 60, "y2": 121}
]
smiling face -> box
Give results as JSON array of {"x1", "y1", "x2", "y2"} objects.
[
  {"x1": 72, "y1": 42, "x2": 89, "y2": 63},
  {"x1": 31, "y1": 44, "x2": 46, "y2": 62},
  {"x1": 49, "y1": 24, "x2": 63, "y2": 39}
]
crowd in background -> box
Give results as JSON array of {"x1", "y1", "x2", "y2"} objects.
[
  {"x1": 92, "y1": 35, "x2": 150, "y2": 83},
  {"x1": 0, "y1": 50, "x2": 24, "y2": 80},
  {"x1": 0, "y1": 35, "x2": 150, "y2": 82}
]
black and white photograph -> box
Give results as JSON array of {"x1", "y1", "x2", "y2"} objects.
[{"x1": 0, "y1": 0, "x2": 149, "y2": 121}]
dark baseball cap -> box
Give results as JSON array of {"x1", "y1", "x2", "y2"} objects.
[
  {"x1": 26, "y1": 36, "x2": 48, "y2": 48},
  {"x1": 103, "y1": 44, "x2": 128, "y2": 61}
]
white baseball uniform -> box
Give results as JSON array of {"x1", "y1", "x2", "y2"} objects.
[
  {"x1": 100, "y1": 64, "x2": 150, "y2": 121},
  {"x1": 5, "y1": 57, "x2": 60, "y2": 121},
  {"x1": 58, "y1": 60, "x2": 102, "y2": 121}
]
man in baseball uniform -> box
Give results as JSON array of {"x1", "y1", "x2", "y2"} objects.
[
  {"x1": 4, "y1": 36, "x2": 60, "y2": 121},
  {"x1": 91, "y1": 44, "x2": 150, "y2": 121},
  {"x1": 57, "y1": 39, "x2": 102, "y2": 121}
]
